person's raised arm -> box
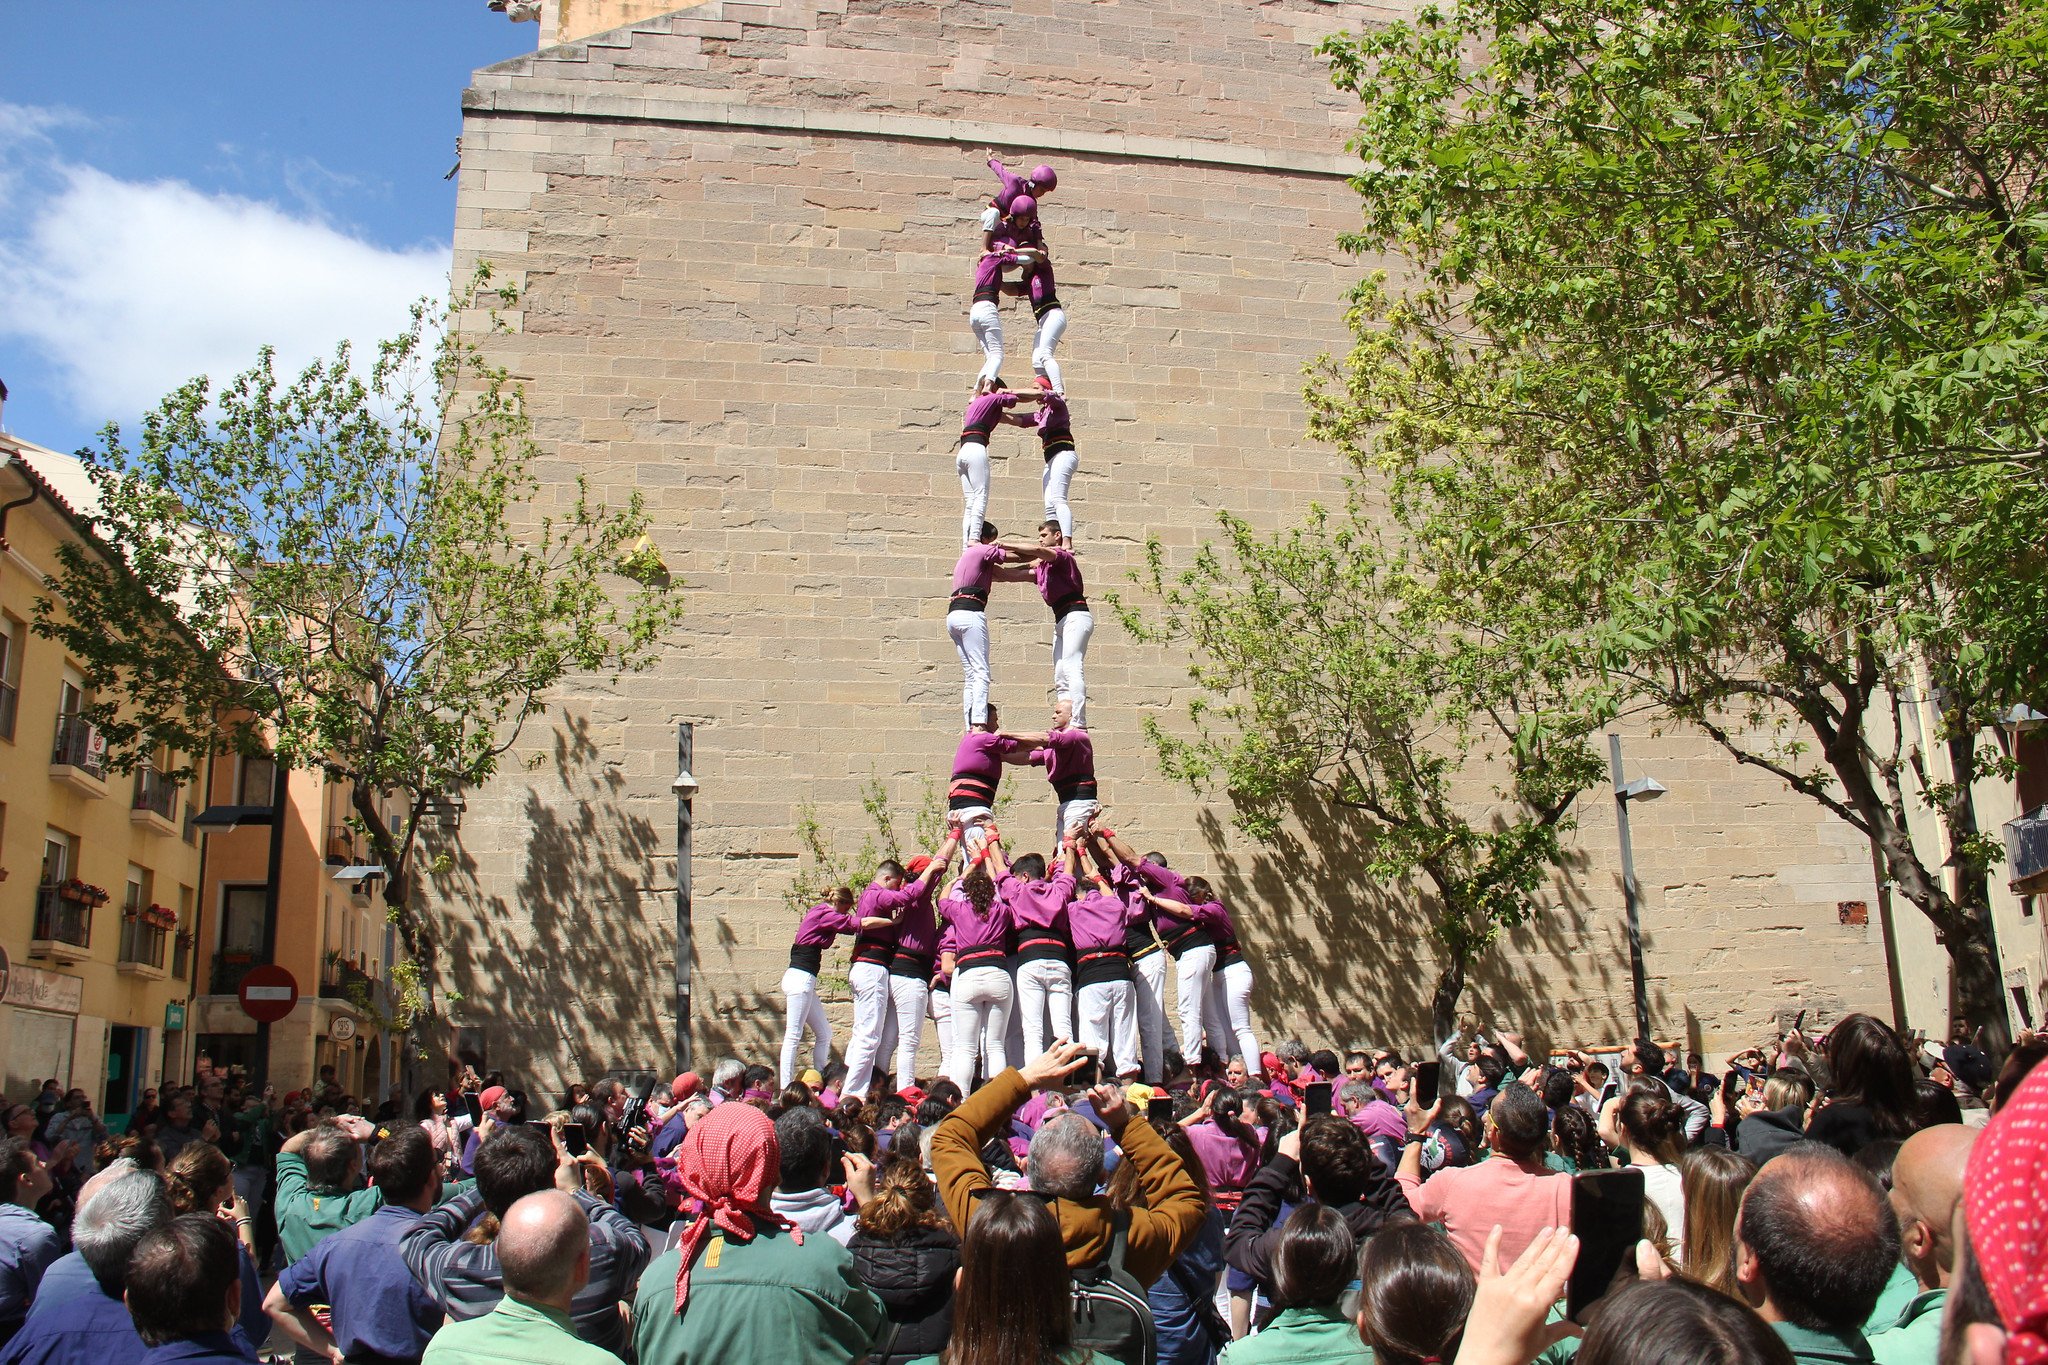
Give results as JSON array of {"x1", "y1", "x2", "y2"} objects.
[
  {"x1": 933, "y1": 1042, "x2": 1089, "y2": 1235},
  {"x1": 1061, "y1": 839, "x2": 1081, "y2": 882},
  {"x1": 915, "y1": 831, "x2": 962, "y2": 887},
  {"x1": 1089, "y1": 1081, "x2": 1202, "y2": 1284},
  {"x1": 999, "y1": 727, "x2": 1052, "y2": 748},
  {"x1": 996, "y1": 541, "x2": 1056, "y2": 564},
  {"x1": 1140, "y1": 887, "x2": 1198, "y2": 922}
]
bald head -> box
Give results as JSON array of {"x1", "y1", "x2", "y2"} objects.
[
  {"x1": 1737, "y1": 1142, "x2": 1901, "y2": 1331},
  {"x1": 1890, "y1": 1123, "x2": 1977, "y2": 1290},
  {"x1": 496, "y1": 1190, "x2": 589, "y2": 1307}
]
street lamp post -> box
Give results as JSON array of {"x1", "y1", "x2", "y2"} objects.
[
  {"x1": 674, "y1": 723, "x2": 697, "y2": 1075},
  {"x1": 1609, "y1": 733, "x2": 1666, "y2": 1042}
]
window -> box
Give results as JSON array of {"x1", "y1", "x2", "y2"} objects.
[
  {"x1": 40, "y1": 830, "x2": 72, "y2": 886},
  {"x1": 172, "y1": 885, "x2": 195, "y2": 980},
  {"x1": 238, "y1": 755, "x2": 276, "y2": 808},
  {"x1": 35, "y1": 829, "x2": 88, "y2": 949},
  {"x1": 0, "y1": 613, "x2": 20, "y2": 741},
  {"x1": 118, "y1": 865, "x2": 166, "y2": 970},
  {"x1": 211, "y1": 885, "x2": 270, "y2": 993}
]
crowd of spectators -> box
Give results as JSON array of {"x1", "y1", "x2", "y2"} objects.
[{"x1": 0, "y1": 1013, "x2": 2039, "y2": 1365}]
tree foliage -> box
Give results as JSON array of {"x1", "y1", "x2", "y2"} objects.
[
  {"x1": 1117, "y1": 505, "x2": 1606, "y2": 1042},
  {"x1": 1313, "y1": 0, "x2": 2048, "y2": 1029},
  {"x1": 35, "y1": 275, "x2": 684, "y2": 1008}
]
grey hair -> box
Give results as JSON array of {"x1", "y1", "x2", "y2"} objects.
[
  {"x1": 1337, "y1": 1079, "x2": 1379, "y2": 1111},
  {"x1": 712, "y1": 1058, "x2": 746, "y2": 1091},
  {"x1": 1027, "y1": 1112, "x2": 1105, "y2": 1199},
  {"x1": 1278, "y1": 1039, "x2": 1309, "y2": 1067},
  {"x1": 74, "y1": 1166, "x2": 171, "y2": 1289}
]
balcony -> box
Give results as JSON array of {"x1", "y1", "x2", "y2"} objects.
[
  {"x1": 49, "y1": 716, "x2": 108, "y2": 797},
  {"x1": 324, "y1": 824, "x2": 362, "y2": 867},
  {"x1": 117, "y1": 918, "x2": 168, "y2": 979},
  {"x1": 0, "y1": 681, "x2": 16, "y2": 741},
  {"x1": 320, "y1": 958, "x2": 378, "y2": 1003},
  {"x1": 2007, "y1": 807, "x2": 2048, "y2": 895},
  {"x1": 31, "y1": 887, "x2": 94, "y2": 964},
  {"x1": 131, "y1": 766, "x2": 180, "y2": 835},
  {"x1": 210, "y1": 954, "x2": 262, "y2": 996}
]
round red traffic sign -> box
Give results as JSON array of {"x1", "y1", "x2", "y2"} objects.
[{"x1": 239, "y1": 964, "x2": 300, "y2": 1023}]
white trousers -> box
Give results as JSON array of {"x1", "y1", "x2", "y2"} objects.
[
  {"x1": 947, "y1": 609, "x2": 992, "y2": 729},
  {"x1": 930, "y1": 986, "x2": 959, "y2": 1084},
  {"x1": 780, "y1": 967, "x2": 830, "y2": 1088},
  {"x1": 1054, "y1": 796, "x2": 1100, "y2": 849},
  {"x1": 1043, "y1": 449, "x2": 1080, "y2": 541},
  {"x1": 957, "y1": 440, "x2": 990, "y2": 550},
  {"x1": 1014, "y1": 958, "x2": 1074, "y2": 1057},
  {"x1": 1207, "y1": 960, "x2": 1260, "y2": 1076},
  {"x1": 1173, "y1": 944, "x2": 1218, "y2": 1064},
  {"x1": 1134, "y1": 949, "x2": 1170, "y2": 1082},
  {"x1": 970, "y1": 300, "x2": 1004, "y2": 387},
  {"x1": 950, "y1": 965, "x2": 1013, "y2": 1091},
  {"x1": 1052, "y1": 610, "x2": 1093, "y2": 727},
  {"x1": 844, "y1": 961, "x2": 893, "y2": 1097},
  {"x1": 1032, "y1": 307, "x2": 1068, "y2": 395},
  {"x1": 1078, "y1": 979, "x2": 1140, "y2": 1078},
  {"x1": 888, "y1": 974, "x2": 930, "y2": 1085}
]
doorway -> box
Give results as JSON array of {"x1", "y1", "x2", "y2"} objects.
[{"x1": 103, "y1": 1025, "x2": 143, "y2": 1125}]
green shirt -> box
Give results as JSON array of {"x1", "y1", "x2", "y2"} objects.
[
  {"x1": 632, "y1": 1225, "x2": 884, "y2": 1365},
  {"x1": 422, "y1": 1295, "x2": 624, "y2": 1365},
  {"x1": 1867, "y1": 1288, "x2": 1945, "y2": 1365},
  {"x1": 1773, "y1": 1321, "x2": 1877, "y2": 1365},
  {"x1": 1864, "y1": 1263, "x2": 1919, "y2": 1335},
  {"x1": 1219, "y1": 1303, "x2": 1374, "y2": 1365},
  {"x1": 274, "y1": 1153, "x2": 386, "y2": 1265}
]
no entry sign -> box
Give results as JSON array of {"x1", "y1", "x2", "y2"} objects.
[{"x1": 239, "y1": 964, "x2": 300, "y2": 1023}]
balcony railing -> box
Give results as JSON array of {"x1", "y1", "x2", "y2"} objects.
[
  {"x1": 325, "y1": 825, "x2": 362, "y2": 867},
  {"x1": 33, "y1": 887, "x2": 92, "y2": 950},
  {"x1": 133, "y1": 766, "x2": 178, "y2": 821},
  {"x1": 51, "y1": 715, "x2": 106, "y2": 779},
  {"x1": 0, "y1": 681, "x2": 16, "y2": 741},
  {"x1": 118, "y1": 918, "x2": 168, "y2": 970},
  {"x1": 210, "y1": 954, "x2": 263, "y2": 996},
  {"x1": 320, "y1": 959, "x2": 378, "y2": 1001}
]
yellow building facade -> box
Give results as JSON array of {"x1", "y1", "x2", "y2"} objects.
[{"x1": 0, "y1": 435, "x2": 202, "y2": 1121}]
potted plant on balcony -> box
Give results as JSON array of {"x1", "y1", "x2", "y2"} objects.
[
  {"x1": 144, "y1": 903, "x2": 178, "y2": 929},
  {"x1": 57, "y1": 878, "x2": 108, "y2": 906}
]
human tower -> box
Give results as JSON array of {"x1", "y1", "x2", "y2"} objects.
[{"x1": 776, "y1": 157, "x2": 1263, "y2": 1100}]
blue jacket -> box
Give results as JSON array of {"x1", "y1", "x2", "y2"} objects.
[
  {"x1": 139, "y1": 1334, "x2": 251, "y2": 1365},
  {"x1": 1148, "y1": 1209, "x2": 1225, "y2": 1365},
  {"x1": 0, "y1": 1277, "x2": 145, "y2": 1365},
  {"x1": 0, "y1": 1208, "x2": 62, "y2": 1344}
]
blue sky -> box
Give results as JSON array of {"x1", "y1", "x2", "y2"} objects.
[{"x1": 0, "y1": 2, "x2": 538, "y2": 455}]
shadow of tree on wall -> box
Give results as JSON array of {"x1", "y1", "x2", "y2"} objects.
[
  {"x1": 1193, "y1": 787, "x2": 1648, "y2": 1056},
  {"x1": 427, "y1": 710, "x2": 676, "y2": 1095}
]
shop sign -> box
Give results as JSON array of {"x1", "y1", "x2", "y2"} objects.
[
  {"x1": 164, "y1": 1001, "x2": 187, "y2": 1031},
  {"x1": 2, "y1": 963, "x2": 84, "y2": 1015}
]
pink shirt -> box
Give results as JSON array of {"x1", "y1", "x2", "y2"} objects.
[
  {"x1": 960, "y1": 392, "x2": 1018, "y2": 445},
  {"x1": 792, "y1": 902, "x2": 861, "y2": 948},
  {"x1": 1030, "y1": 726, "x2": 1095, "y2": 789},
  {"x1": 1186, "y1": 1121, "x2": 1262, "y2": 1192},
  {"x1": 972, "y1": 249, "x2": 1020, "y2": 300},
  {"x1": 1032, "y1": 549, "x2": 1087, "y2": 611},
  {"x1": 941, "y1": 891, "x2": 1012, "y2": 958},
  {"x1": 951, "y1": 543, "x2": 1008, "y2": 595},
  {"x1": 1067, "y1": 884, "x2": 1133, "y2": 954},
  {"x1": 891, "y1": 877, "x2": 941, "y2": 960},
  {"x1": 1001, "y1": 869, "x2": 1076, "y2": 930},
  {"x1": 1397, "y1": 1156, "x2": 1572, "y2": 1271}
]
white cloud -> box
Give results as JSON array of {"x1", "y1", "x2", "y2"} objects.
[{"x1": 0, "y1": 164, "x2": 449, "y2": 424}]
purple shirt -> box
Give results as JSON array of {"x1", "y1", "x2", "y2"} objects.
[
  {"x1": 988, "y1": 157, "x2": 1031, "y2": 214},
  {"x1": 1001, "y1": 869, "x2": 1076, "y2": 931},
  {"x1": 951, "y1": 731, "x2": 1018, "y2": 786},
  {"x1": 959, "y1": 392, "x2": 1018, "y2": 445},
  {"x1": 1133, "y1": 860, "x2": 1195, "y2": 936},
  {"x1": 1026, "y1": 253, "x2": 1059, "y2": 311},
  {"x1": 892, "y1": 877, "x2": 941, "y2": 960},
  {"x1": 941, "y1": 890, "x2": 1012, "y2": 957},
  {"x1": 972, "y1": 249, "x2": 1020, "y2": 299},
  {"x1": 1030, "y1": 726, "x2": 1095, "y2": 788},
  {"x1": 1186, "y1": 1121, "x2": 1262, "y2": 1191},
  {"x1": 793, "y1": 902, "x2": 861, "y2": 949},
  {"x1": 1068, "y1": 883, "x2": 1134, "y2": 954},
  {"x1": 1194, "y1": 900, "x2": 1236, "y2": 945},
  {"x1": 1032, "y1": 548, "x2": 1086, "y2": 610},
  {"x1": 851, "y1": 880, "x2": 914, "y2": 961},
  {"x1": 951, "y1": 543, "x2": 1007, "y2": 595},
  {"x1": 1349, "y1": 1097, "x2": 1408, "y2": 1144}
]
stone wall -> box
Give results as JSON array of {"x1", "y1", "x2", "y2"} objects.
[{"x1": 429, "y1": 0, "x2": 1897, "y2": 1092}]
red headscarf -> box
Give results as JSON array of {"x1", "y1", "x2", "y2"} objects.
[
  {"x1": 1964, "y1": 1062, "x2": 2048, "y2": 1364},
  {"x1": 670, "y1": 1099, "x2": 800, "y2": 1314}
]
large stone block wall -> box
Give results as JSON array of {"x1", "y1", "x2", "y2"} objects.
[{"x1": 427, "y1": 0, "x2": 1898, "y2": 1092}]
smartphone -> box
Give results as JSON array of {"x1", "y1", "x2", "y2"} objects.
[
  {"x1": 1567, "y1": 1168, "x2": 1646, "y2": 1321},
  {"x1": 1070, "y1": 1052, "x2": 1100, "y2": 1089},
  {"x1": 562, "y1": 1122, "x2": 588, "y2": 1158},
  {"x1": 1413, "y1": 1063, "x2": 1441, "y2": 1109},
  {"x1": 1305, "y1": 1082, "x2": 1333, "y2": 1117},
  {"x1": 1148, "y1": 1096, "x2": 1175, "y2": 1124},
  {"x1": 1792, "y1": 1009, "x2": 1807, "y2": 1035},
  {"x1": 462, "y1": 1093, "x2": 483, "y2": 1127}
]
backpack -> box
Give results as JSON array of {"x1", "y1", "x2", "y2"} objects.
[{"x1": 1071, "y1": 1209, "x2": 1157, "y2": 1365}]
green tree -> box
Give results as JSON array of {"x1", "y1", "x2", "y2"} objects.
[
  {"x1": 1313, "y1": 0, "x2": 2048, "y2": 1033},
  {"x1": 35, "y1": 278, "x2": 683, "y2": 1034},
  {"x1": 1118, "y1": 505, "x2": 1606, "y2": 1046}
]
